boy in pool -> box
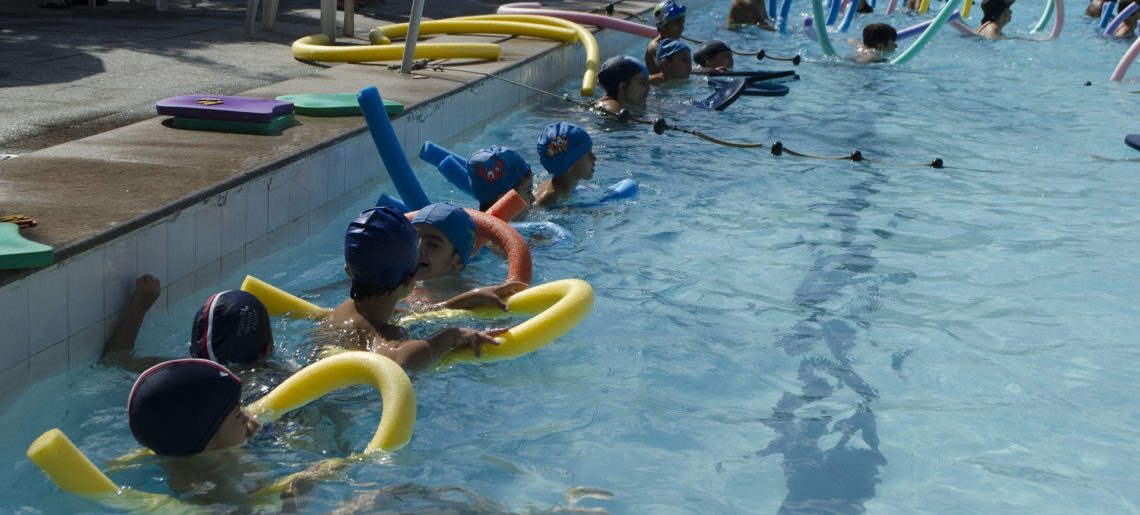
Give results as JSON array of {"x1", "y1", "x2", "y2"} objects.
[
  {"x1": 101, "y1": 275, "x2": 274, "y2": 373},
  {"x1": 849, "y1": 23, "x2": 899, "y2": 63},
  {"x1": 977, "y1": 0, "x2": 1014, "y2": 39},
  {"x1": 595, "y1": 55, "x2": 650, "y2": 114},
  {"x1": 325, "y1": 206, "x2": 505, "y2": 370},
  {"x1": 534, "y1": 122, "x2": 597, "y2": 207},
  {"x1": 651, "y1": 39, "x2": 694, "y2": 84},
  {"x1": 727, "y1": 0, "x2": 775, "y2": 30},
  {"x1": 466, "y1": 146, "x2": 536, "y2": 220},
  {"x1": 646, "y1": 0, "x2": 687, "y2": 75},
  {"x1": 693, "y1": 39, "x2": 735, "y2": 72}
]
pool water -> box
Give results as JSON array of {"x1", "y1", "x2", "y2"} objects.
[{"x1": 5, "y1": 1, "x2": 1140, "y2": 513}]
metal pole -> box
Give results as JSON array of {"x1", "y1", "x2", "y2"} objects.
[{"x1": 401, "y1": 0, "x2": 427, "y2": 74}]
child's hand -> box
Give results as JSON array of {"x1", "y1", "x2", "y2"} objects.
[
  {"x1": 428, "y1": 327, "x2": 506, "y2": 358},
  {"x1": 439, "y1": 281, "x2": 528, "y2": 311},
  {"x1": 130, "y1": 274, "x2": 162, "y2": 309}
]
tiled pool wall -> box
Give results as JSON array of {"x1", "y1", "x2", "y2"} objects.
[{"x1": 0, "y1": 27, "x2": 644, "y2": 414}]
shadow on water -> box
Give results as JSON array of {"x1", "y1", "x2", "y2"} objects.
[{"x1": 751, "y1": 168, "x2": 911, "y2": 514}]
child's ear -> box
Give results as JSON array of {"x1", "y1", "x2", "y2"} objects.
[{"x1": 449, "y1": 254, "x2": 464, "y2": 273}]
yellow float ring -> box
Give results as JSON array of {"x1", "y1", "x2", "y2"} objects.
[
  {"x1": 26, "y1": 352, "x2": 414, "y2": 508},
  {"x1": 291, "y1": 34, "x2": 502, "y2": 63},
  {"x1": 368, "y1": 20, "x2": 578, "y2": 45}
]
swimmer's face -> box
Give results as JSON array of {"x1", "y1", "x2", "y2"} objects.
[
  {"x1": 204, "y1": 406, "x2": 259, "y2": 453},
  {"x1": 415, "y1": 224, "x2": 462, "y2": 280},
  {"x1": 566, "y1": 150, "x2": 597, "y2": 181},
  {"x1": 706, "y1": 50, "x2": 734, "y2": 70},
  {"x1": 619, "y1": 74, "x2": 650, "y2": 106},
  {"x1": 661, "y1": 51, "x2": 693, "y2": 80},
  {"x1": 659, "y1": 17, "x2": 685, "y2": 38}
]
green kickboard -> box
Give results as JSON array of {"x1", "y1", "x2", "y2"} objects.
[
  {"x1": 0, "y1": 223, "x2": 53, "y2": 270},
  {"x1": 172, "y1": 113, "x2": 295, "y2": 135},
  {"x1": 276, "y1": 93, "x2": 404, "y2": 117}
]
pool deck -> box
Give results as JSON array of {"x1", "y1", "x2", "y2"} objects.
[{"x1": 0, "y1": 0, "x2": 657, "y2": 409}]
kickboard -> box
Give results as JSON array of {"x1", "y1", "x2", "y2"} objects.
[
  {"x1": 713, "y1": 80, "x2": 791, "y2": 97},
  {"x1": 276, "y1": 93, "x2": 404, "y2": 117},
  {"x1": 0, "y1": 223, "x2": 53, "y2": 270},
  {"x1": 702, "y1": 77, "x2": 749, "y2": 111},
  {"x1": 172, "y1": 113, "x2": 295, "y2": 135},
  {"x1": 1127, "y1": 134, "x2": 1140, "y2": 151},
  {"x1": 156, "y1": 95, "x2": 293, "y2": 123}
]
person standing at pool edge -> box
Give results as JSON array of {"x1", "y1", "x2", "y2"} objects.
[
  {"x1": 646, "y1": 0, "x2": 687, "y2": 75},
  {"x1": 596, "y1": 55, "x2": 650, "y2": 114},
  {"x1": 534, "y1": 122, "x2": 597, "y2": 207}
]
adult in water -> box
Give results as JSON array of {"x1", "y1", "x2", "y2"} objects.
[
  {"x1": 727, "y1": 0, "x2": 775, "y2": 30},
  {"x1": 977, "y1": 0, "x2": 1015, "y2": 39}
]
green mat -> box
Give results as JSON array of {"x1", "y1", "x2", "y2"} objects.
[
  {"x1": 276, "y1": 93, "x2": 404, "y2": 117},
  {"x1": 0, "y1": 223, "x2": 53, "y2": 270},
  {"x1": 172, "y1": 113, "x2": 295, "y2": 135}
]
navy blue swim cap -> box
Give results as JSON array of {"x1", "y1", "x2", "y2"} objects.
[
  {"x1": 466, "y1": 146, "x2": 532, "y2": 206},
  {"x1": 190, "y1": 290, "x2": 272, "y2": 365},
  {"x1": 344, "y1": 206, "x2": 419, "y2": 290},
  {"x1": 412, "y1": 202, "x2": 476, "y2": 268},
  {"x1": 127, "y1": 359, "x2": 242, "y2": 457},
  {"x1": 598, "y1": 55, "x2": 648, "y2": 98},
  {"x1": 537, "y1": 122, "x2": 593, "y2": 177},
  {"x1": 694, "y1": 39, "x2": 731, "y2": 66}
]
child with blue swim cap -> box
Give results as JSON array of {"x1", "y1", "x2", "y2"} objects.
[
  {"x1": 534, "y1": 122, "x2": 597, "y2": 207},
  {"x1": 596, "y1": 55, "x2": 650, "y2": 114},
  {"x1": 412, "y1": 202, "x2": 477, "y2": 281},
  {"x1": 325, "y1": 206, "x2": 505, "y2": 370},
  {"x1": 466, "y1": 146, "x2": 535, "y2": 219},
  {"x1": 646, "y1": 0, "x2": 687, "y2": 75},
  {"x1": 651, "y1": 38, "x2": 693, "y2": 84}
]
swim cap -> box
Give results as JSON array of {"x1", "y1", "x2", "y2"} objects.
[
  {"x1": 466, "y1": 146, "x2": 532, "y2": 206},
  {"x1": 655, "y1": 38, "x2": 691, "y2": 63},
  {"x1": 412, "y1": 202, "x2": 476, "y2": 268},
  {"x1": 344, "y1": 206, "x2": 419, "y2": 289},
  {"x1": 981, "y1": 0, "x2": 1014, "y2": 22},
  {"x1": 654, "y1": 0, "x2": 687, "y2": 27},
  {"x1": 694, "y1": 39, "x2": 731, "y2": 66},
  {"x1": 537, "y1": 122, "x2": 593, "y2": 177},
  {"x1": 127, "y1": 359, "x2": 242, "y2": 457},
  {"x1": 190, "y1": 290, "x2": 272, "y2": 365},
  {"x1": 598, "y1": 55, "x2": 648, "y2": 98}
]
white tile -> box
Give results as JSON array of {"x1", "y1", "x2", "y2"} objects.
[
  {"x1": 289, "y1": 157, "x2": 313, "y2": 221},
  {"x1": 103, "y1": 234, "x2": 138, "y2": 318},
  {"x1": 166, "y1": 211, "x2": 197, "y2": 284},
  {"x1": 0, "y1": 280, "x2": 30, "y2": 372},
  {"x1": 309, "y1": 150, "x2": 331, "y2": 208},
  {"x1": 267, "y1": 166, "x2": 292, "y2": 231},
  {"x1": 165, "y1": 274, "x2": 197, "y2": 313},
  {"x1": 195, "y1": 202, "x2": 222, "y2": 270},
  {"x1": 136, "y1": 221, "x2": 169, "y2": 285},
  {"x1": 359, "y1": 135, "x2": 381, "y2": 189},
  {"x1": 68, "y1": 247, "x2": 105, "y2": 333},
  {"x1": 194, "y1": 260, "x2": 222, "y2": 293},
  {"x1": 28, "y1": 265, "x2": 68, "y2": 355},
  {"x1": 28, "y1": 339, "x2": 68, "y2": 385},
  {"x1": 400, "y1": 119, "x2": 420, "y2": 173},
  {"x1": 306, "y1": 203, "x2": 334, "y2": 238},
  {"x1": 67, "y1": 320, "x2": 105, "y2": 371},
  {"x1": 221, "y1": 186, "x2": 249, "y2": 256},
  {"x1": 220, "y1": 248, "x2": 246, "y2": 285},
  {"x1": 327, "y1": 143, "x2": 347, "y2": 200},
  {"x1": 0, "y1": 362, "x2": 29, "y2": 417},
  {"x1": 246, "y1": 177, "x2": 269, "y2": 242}
]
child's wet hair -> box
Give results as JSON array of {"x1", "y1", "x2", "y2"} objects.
[{"x1": 863, "y1": 23, "x2": 898, "y2": 50}]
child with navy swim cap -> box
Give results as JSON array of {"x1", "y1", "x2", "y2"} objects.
[
  {"x1": 693, "y1": 39, "x2": 734, "y2": 72},
  {"x1": 534, "y1": 122, "x2": 597, "y2": 207},
  {"x1": 651, "y1": 38, "x2": 693, "y2": 84},
  {"x1": 466, "y1": 146, "x2": 535, "y2": 220},
  {"x1": 596, "y1": 55, "x2": 650, "y2": 114},
  {"x1": 646, "y1": 0, "x2": 687, "y2": 75},
  {"x1": 325, "y1": 206, "x2": 504, "y2": 370}
]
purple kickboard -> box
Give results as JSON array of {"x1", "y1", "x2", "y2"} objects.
[{"x1": 156, "y1": 95, "x2": 294, "y2": 123}]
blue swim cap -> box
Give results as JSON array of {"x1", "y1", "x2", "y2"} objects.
[
  {"x1": 128, "y1": 359, "x2": 242, "y2": 457},
  {"x1": 191, "y1": 290, "x2": 272, "y2": 365},
  {"x1": 537, "y1": 122, "x2": 593, "y2": 177},
  {"x1": 654, "y1": 0, "x2": 687, "y2": 27},
  {"x1": 655, "y1": 38, "x2": 691, "y2": 63},
  {"x1": 412, "y1": 202, "x2": 476, "y2": 268},
  {"x1": 466, "y1": 146, "x2": 531, "y2": 206},
  {"x1": 344, "y1": 206, "x2": 419, "y2": 289},
  {"x1": 598, "y1": 55, "x2": 648, "y2": 97}
]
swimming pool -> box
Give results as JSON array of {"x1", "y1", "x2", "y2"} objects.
[{"x1": 4, "y1": 1, "x2": 1140, "y2": 512}]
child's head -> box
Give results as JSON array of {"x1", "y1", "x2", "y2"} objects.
[
  {"x1": 980, "y1": 0, "x2": 1014, "y2": 24},
  {"x1": 694, "y1": 39, "x2": 734, "y2": 70},
  {"x1": 862, "y1": 23, "x2": 899, "y2": 52},
  {"x1": 654, "y1": 0, "x2": 687, "y2": 38},
  {"x1": 598, "y1": 55, "x2": 650, "y2": 106},
  {"x1": 344, "y1": 206, "x2": 420, "y2": 300},
  {"x1": 466, "y1": 146, "x2": 535, "y2": 213},
  {"x1": 537, "y1": 122, "x2": 595, "y2": 181},
  {"x1": 656, "y1": 39, "x2": 693, "y2": 80},
  {"x1": 128, "y1": 359, "x2": 258, "y2": 457},
  {"x1": 411, "y1": 202, "x2": 476, "y2": 280},
  {"x1": 190, "y1": 290, "x2": 273, "y2": 365}
]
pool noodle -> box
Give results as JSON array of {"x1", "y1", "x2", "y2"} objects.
[
  {"x1": 827, "y1": 0, "x2": 843, "y2": 25},
  {"x1": 918, "y1": 0, "x2": 931, "y2": 13},
  {"x1": 358, "y1": 86, "x2": 431, "y2": 211},
  {"x1": 891, "y1": 0, "x2": 964, "y2": 64},
  {"x1": 1049, "y1": 0, "x2": 1065, "y2": 40},
  {"x1": 1032, "y1": 0, "x2": 1054, "y2": 32},
  {"x1": 886, "y1": 0, "x2": 898, "y2": 15},
  {"x1": 376, "y1": 193, "x2": 409, "y2": 213},
  {"x1": 602, "y1": 178, "x2": 639, "y2": 200},
  {"x1": 769, "y1": 0, "x2": 780, "y2": 21},
  {"x1": 779, "y1": 0, "x2": 794, "y2": 33},
  {"x1": 1100, "y1": 1, "x2": 1117, "y2": 29},
  {"x1": 1109, "y1": 32, "x2": 1140, "y2": 80},
  {"x1": 440, "y1": 155, "x2": 475, "y2": 194},
  {"x1": 838, "y1": 0, "x2": 860, "y2": 32},
  {"x1": 420, "y1": 140, "x2": 462, "y2": 167},
  {"x1": 495, "y1": 3, "x2": 658, "y2": 38},
  {"x1": 962, "y1": 0, "x2": 972, "y2": 18},
  {"x1": 804, "y1": 16, "x2": 819, "y2": 39},
  {"x1": 1104, "y1": 2, "x2": 1138, "y2": 35},
  {"x1": 896, "y1": 11, "x2": 963, "y2": 39},
  {"x1": 810, "y1": 0, "x2": 839, "y2": 54}
]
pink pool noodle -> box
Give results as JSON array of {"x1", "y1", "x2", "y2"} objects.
[{"x1": 497, "y1": 2, "x2": 659, "y2": 38}]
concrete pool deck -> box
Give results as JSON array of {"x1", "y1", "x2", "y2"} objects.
[{"x1": 0, "y1": 0, "x2": 657, "y2": 411}]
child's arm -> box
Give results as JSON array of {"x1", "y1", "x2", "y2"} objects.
[
  {"x1": 372, "y1": 327, "x2": 506, "y2": 370},
  {"x1": 101, "y1": 275, "x2": 167, "y2": 372},
  {"x1": 437, "y1": 281, "x2": 527, "y2": 311}
]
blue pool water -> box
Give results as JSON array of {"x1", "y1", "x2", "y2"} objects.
[{"x1": 5, "y1": 1, "x2": 1140, "y2": 512}]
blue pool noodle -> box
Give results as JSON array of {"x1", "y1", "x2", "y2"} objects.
[
  {"x1": 826, "y1": 0, "x2": 842, "y2": 25},
  {"x1": 838, "y1": 0, "x2": 860, "y2": 32},
  {"x1": 769, "y1": 0, "x2": 779, "y2": 20},
  {"x1": 601, "y1": 178, "x2": 639, "y2": 200},
  {"x1": 419, "y1": 141, "x2": 462, "y2": 168},
  {"x1": 358, "y1": 86, "x2": 430, "y2": 211},
  {"x1": 439, "y1": 155, "x2": 475, "y2": 195},
  {"x1": 1100, "y1": 1, "x2": 1117, "y2": 28},
  {"x1": 1104, "y1": 1, "x2": 1138, "y2": 35},
  {"x1": 779, "y1": 0, "x2": 794, "y2": 33},
  {"x1": 375, "y1": 193, "x2": 409, "y2": 213}
]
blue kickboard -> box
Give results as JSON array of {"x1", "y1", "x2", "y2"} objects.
[{"x1": 1126, "y1": 134, "x2": 1140, "y2": 152}]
